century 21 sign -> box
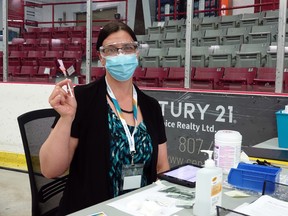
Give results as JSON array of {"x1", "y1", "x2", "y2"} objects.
[{"x1": 159, "y1": 101, "x2": 235, "y2": 123}]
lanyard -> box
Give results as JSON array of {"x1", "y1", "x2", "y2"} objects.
[{"x1": 105, "y1": 78, "x2": 138, "y2": 164}]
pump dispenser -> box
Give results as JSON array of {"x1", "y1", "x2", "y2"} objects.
[{"x1": 193, "y1": 150, "x2": 223, "y2": 216}]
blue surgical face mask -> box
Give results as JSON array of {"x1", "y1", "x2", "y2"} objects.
[{"x1": 104, "y1": 54, "x2": 138, "y2": 82}]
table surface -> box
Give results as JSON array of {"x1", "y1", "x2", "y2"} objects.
[
  {"x1": 254, "y1": 137, "x2": 288, "y2": 150},
  {"x1": 68, "y1": 179, "x2": 259, "y2": 216}
]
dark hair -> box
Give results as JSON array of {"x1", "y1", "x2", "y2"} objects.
[{"x1": 96, "y1": 21, "x2": 137, "y2": 51}]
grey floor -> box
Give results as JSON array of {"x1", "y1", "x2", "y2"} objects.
[{"x1": 0, "y1": 168, "x2": 31, "y2": 216}]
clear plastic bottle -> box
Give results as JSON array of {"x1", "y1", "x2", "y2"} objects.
[{"x1": 193, "y1": 150, "x2": 223, "y2": 216}]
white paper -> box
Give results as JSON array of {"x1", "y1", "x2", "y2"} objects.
[
  {"x1": 43, "y1": 67, "x2": 50, "y2": 75},
  {"x1": 108, "y1": 184, "x2": 183, "y2": 216},
  {"x1": 236, "y1": 195, "x2": 288, "y2": 216},
  {"x1": 67, "y1": 65, "x2": 75, "y2": 76}
]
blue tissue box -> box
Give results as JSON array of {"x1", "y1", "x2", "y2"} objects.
[
  {"x1": 228, "y1": 162, "x2": 281, "y2": 193},
  {"x1": 276, "y1": 110, "x2": 288, "y2": 148}
]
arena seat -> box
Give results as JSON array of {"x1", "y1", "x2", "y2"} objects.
[
  {"x1": 23, "y1": 27, "x2": 40, "y2": 39},
  {"x1": 133, "y1": 67, "x2": 146, "y2": 82},
  {"x1": 235, "y1": 43, "x2": 269, "y2": 68},
  {"x1": 8, "y1": 65, "x2": 21, "y2": 77},
  {"x1": 145, "y1": 33, "x2": 163, "y2": 48},
  {"x1": 37, "y1": 38, "x2": 51, "y2": 51},
  {"x1": 78, "y1": 67, "x2": 105, "y2": 84},
  {"x1": 239, "y1": 12, "x2": 264, "y2": 27},
  {"x1": 208, "y1": 44, "x2": 240, "y2": 67},
  {"x1": 198, "y1": 16, "x2": 220, "y2": 31},
  {"x1": 162, "y1": 67, "x2": 193, "y2": 88},
  {"x1": 253, "y1": 67, "x2": 277, "y2": 92},
  {"x1": 136, "y1": 67, "x2": 169, "y2": 87},
  {"x1": 262, "y1": 10, "x2": 279, "y2": 25},
  {"x1": 68, "y1": 38, "x2": 86, "y2": 55},
  {"x1": 136, "y1": 34, "x2": 149, "y2": 44},
  {"x1": 50, "y1": 38, "x2": 70, "y2": 51},
  {"x1": 162, "y1": 47, "x2": 185, "y2": 67},
  {"x1": 39, "y1": 50, "x2": 63, "y2": 72},
  {"x1": 62, "y1": 51, "x2": 83, "y2": 75},
  {"x1": 92, "y1": 38, "x2": 99, "y2": 60},
  {"x1": 8, "y1": 44, "x2": 20, "y2": 51},
  {"x1": 21, "y1": 50, "x2": 45, "y2": 66},
  {"x1": 12, "y1": 38, "x2": 25, "y2": 45},
  {"x1": 218, "y1": 14, "x2": 242, "y2": 29},
  {"x1": 91, "y1": 67, "x2": 106, "y2": 80},
  {"x1": 200, "y1": 29, "x2": 227, "y2": 46},
  {"x1": 191, "y1": 46, "x2": 210, "y2": 67},
  {"x1": 92, "y1": 26, "x2": 102, "y2": 37},
  {"x1": 37, "y1": 27, "x2": 54, "y2": 39},
  {"x1": 31, "y1": 65, "x2": 57, "y2": 82},
  {"x1": 9, "y1": 51, "x2": 28, "y2": 66},
  {"x1": 24, "y1": 38, "x2": 40, "y2": 44},
  {"x1": 53, "y1": 27, "x2": 72, "y2": 39},
  {"x1": 20, "y1": 65, "x2": 39, "y2": 76},
  {"x1": 141, "y1": 47, "x2": 168, "y2": 68},
  {"x1": 0, "y1": 52, "x2": 3, "y2": 66},
  {"x1": 191, "y1": 67, "x2": 224, "y2": 90},
  {"x1": 162, "y1": 32, "x2": 181, "y2": 47},
  {"x1": 163, "y1": 19, "x2": 185, "y2": 34},
  {"x1": 222, "y1": 26, "x2": 251, "y2": 45},
  {"x1": 266, "y1": 43, "x2": 288, "y2": 68},
  {"x1": 218, "y1": 67, "x2": 257, "y2": 91},
  {"x1": 248, "y1": 25, "x2": 277, "y2": 44},
  {"x1": 11, "y1": 66, "x2": 38, "y2": 82},
  {"x1": 70, "y1": 26, "x2": 86, "y2": 38},
  {"x1": 38, "y1": 27, "x2": 53, "y2": 38},
  {"x1": 21, "y1": 39, "x2": 39, "y2": 51},
  {"x1": 0, "y1": 66, "x2": 2, "y2": 81},
  {"x1": 180, "y1": 30, "x2": 204, "y2": 47},
  {"x1": 138, "y1": 45, "x2": 149, "y2": 66}
]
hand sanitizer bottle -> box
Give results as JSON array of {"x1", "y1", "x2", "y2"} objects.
[{"x1": 193, "y1": 150, "x2": 223, "y2": 216}]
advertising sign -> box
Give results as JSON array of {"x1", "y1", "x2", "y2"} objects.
[{"x1": 145, "y1": 90, "x2": 288, "y2": 167}]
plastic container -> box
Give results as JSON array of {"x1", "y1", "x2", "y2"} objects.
[
  {"x1": 228, "y1": 162, "x2": 281, "y2": 193},
  {"x1": 276, "y1": 107, "x2": 288, "y2": 148},
  {"x1": 214, "y1": 130, "x2": 242, "y2": 174},
  {"x1": 193, "y1": 150, "x2": 223, "y2": 216}
]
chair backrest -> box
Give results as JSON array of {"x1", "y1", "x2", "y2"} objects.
[
  {"x1": 263, "y1": 10, "x2": 279, "y2": 25},
  {"x1": 192, "y1": 67, "x2": 224, "y2": 89},
  {"x1": 240, "y1": 12, "x2": 264, "y2": 26},
  {"x1": 91, "y1": 67, "x2": 106, "y2": 80},
  {"x1": 199, "y1": 16, "x2": 220, "y2": 30},
  {"x1": 223, "y1": 67, "x2": 257, "y2": 85},
  {"x1": 17, "y1": 109, "x2": 67, "y2": 216},
  {"x1": 219, "y1": 14, "x2": 242, "y2": 28}
]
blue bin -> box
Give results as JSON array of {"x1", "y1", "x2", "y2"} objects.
[
  {"x1": 276, "y1": 110, "x2": 288, "y2": 148},
  {"x1": 228, "y1": 162, "x2": 281, "y2": 193}
]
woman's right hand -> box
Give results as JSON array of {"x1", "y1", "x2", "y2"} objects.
[{"x1": 49, "y1": 79, "x2": 77, "y2": 119}]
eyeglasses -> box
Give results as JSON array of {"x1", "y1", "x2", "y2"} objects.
[{"x1": 99, "y1": 41, "x2": 139, "y2": 56}]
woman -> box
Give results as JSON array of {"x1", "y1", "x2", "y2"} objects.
[{"x1": 39, "y1": 21, "x2": 170, "y2": 215}]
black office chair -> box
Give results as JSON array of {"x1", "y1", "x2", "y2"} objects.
[{"x1": 17, "y1": 108, "x2": 68, "y2": 216}]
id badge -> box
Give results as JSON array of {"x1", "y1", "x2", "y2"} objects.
[{"x1": 121, "y1": 163, "x2": 144, "y2": 191}]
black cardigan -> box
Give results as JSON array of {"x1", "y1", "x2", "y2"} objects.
[{"x1": 57, "y1": 77, "x2": 167, "y2": 215}]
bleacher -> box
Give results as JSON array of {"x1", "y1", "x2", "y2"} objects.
[
  {"x1": 1, "y1": 10, "x2": 288, "y2": 93},
  {"x1": 1, "y1": 25, "x2": 101, "y2": 83},
  {"x1": 132, "y1": 10, "x2": 288, "y2": 92}
]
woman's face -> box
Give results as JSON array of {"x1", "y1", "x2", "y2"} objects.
[{"x1": 99, "y1": 30, "x2": 135, "y2": 66}]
